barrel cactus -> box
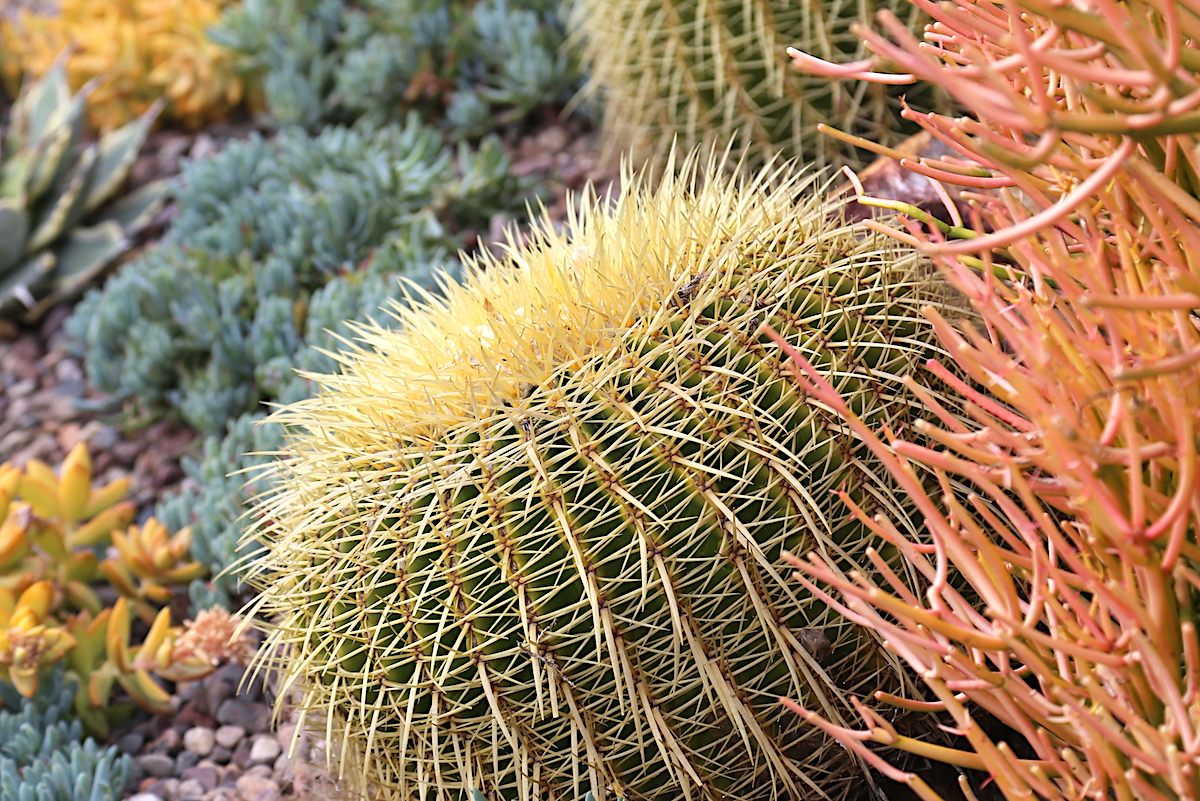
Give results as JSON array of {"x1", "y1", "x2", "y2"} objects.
[
  {"x1": 1, "y1": 62, "x2": 168, "y2": 322},
  {"x1": 569, "y1": 0, "x2": 935, "y2": 171},
  {"x1": 247, "y1": 155, "x2": 963, "y2": 801}
]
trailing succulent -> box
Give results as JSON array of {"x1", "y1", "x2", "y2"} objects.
[
  {"x1": 0, "y1": 64, "x2": 168, "y2": 323},
  {"x1": 0, "y1": 669, "x2": 131, "y2": 801},
  {"x1": 246, "y1": 155, "x2": 967, "y2": 801},
  {"x1": 66, "y1": 116, "x2": 524, "y2": 607},
  {"x1": 211, "y1": 0, "x2": 580, "y2": 136},
  {"x1": 66, "y1": 116, "x2": 519, "y2": 436}
]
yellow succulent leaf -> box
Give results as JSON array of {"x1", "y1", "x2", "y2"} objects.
[
  {"x1": 119, "y1": 669, "x2": 173, "y2": 715},
  {"x1": 105, "y1": 597, "x2": 132, "y2": 673},
  {"x1": 0, "y1": 505, "x2": 33, "y2": 567},
  {"x1": 154, "y1": 637, "x2": 174, "y2": 670},
  {"x1": 88, "y1": 667, "x2": 116, "y2": 708},
  {"x1": 64, "y1": 550, "x2": 99, "y2": 582},
  {"x1": 161, "y1": 563, "x2": 206, "y2": 584},
  {"x1": 167, "y1": 525, "x2": 192, "y2": 556},
  {"x1": 70, "y1": 500, "x2": 136, "y2": 547},
  {"x1": 81, "y1": 476, "x2": 130, "y2": 520},
  {"x1": 40, "y1": 628, "x2": 77, "y2": 665},
  {"x1": 15, "y1": 580, "x2": 54, "y2": 622},
  {"x1": 17, "y1": 472, "x2": 58, "y2": 519},
  {"x1": 64, "y1": 579, "x2": 103, "y2": 616},
  {"x1": 23, "y1": 460, "x2": 57, "y2": 491},
  {"x1": 57, "y1": 443, "x2": 92, "y2": 526},
  {"x1": 29, "y1": 519, "x2": 68, "y2": 563},
  {"x1": 99, "y1": 559, "x2": 139, "y2": 599},
  {"x1": 9, "y1": 665, "x2": 39, "y2": 698},
  {"x1": 135, "y1": 606, "x2": 172, "y2": 666},
  {"x1": 142, "y1": 582, "x2": 173, "y2": 605}
]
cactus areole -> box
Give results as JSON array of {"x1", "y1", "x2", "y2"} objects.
[{"x1": 248, "y1": 157, "x2": 956, "y2": 801}]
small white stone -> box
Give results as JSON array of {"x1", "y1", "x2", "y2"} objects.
[
  {"x1": 215, "y1": 725, "x2": 245, "y2": 749},
  {"x1": 248, "y1": 735, "x2": 281, "y2": 764},
  {"x1": 184, "y1": 726, "x2": 215, "y2": 756}
]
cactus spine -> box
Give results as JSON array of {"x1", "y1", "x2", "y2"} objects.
[
  {"x1": 247, "y1": 155, "x2": 960, "y2": 801},
  {"x1": 569, "y1": 0, "x2": 931, "y2": 171}
]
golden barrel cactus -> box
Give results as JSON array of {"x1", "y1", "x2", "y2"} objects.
[
  {"x1": 247, "y1": 156, "x2": 961, "y2": 801},
  {"x1": 569, "y1": 0, "x2": 934, "y2": 172}
]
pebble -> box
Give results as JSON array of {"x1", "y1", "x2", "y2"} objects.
[
  {"x1": 179, "y1": 779, "x2": 207, "y2": 800},
  {"x1": 151, "y1": 728, "x2": 183, "y2": 755},
  {"x1": 137, "y1": 753, "x2": 177, "y2": 778},
  {"x1": 248, "y1": 735, "x2": 281, "y2": 764},
  {"x1": 176, "y1": 750, "x2": 201, "y2": 774},
  {"x1": 215, "y1": 725, "x2": 245, "y2": 749},
  {"x1": 128, "y1": 795, "x2": 163, "y2": 801},
  {"x1": 185, "y1": 726, "x2": 216, "y2": 756},
  {"x1": 217, "y1": 699, "x2": 272, "y2": 734},
  {"x1": 235, "y1": 774, "x2": 281, "y2": 801},
  {"x1": 210, "y1": 745, "x2": 233, "y2": 764},
  {"x1": 182, "y1": 765, "x2": 220, "y2": 793},
  {"x1": 119, "y1": 732, "x2": 147, "y2": 755},
  {"x1": 148, "y1": 778, "x2": 181, "y2": 800}
]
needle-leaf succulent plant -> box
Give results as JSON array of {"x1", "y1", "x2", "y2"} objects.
[
  {"x1": 246, "y1": 154, "x2": 966, "y2": 801},
  {"x1": 0, "y1": 63, "x2": 168, "y2": 323}
]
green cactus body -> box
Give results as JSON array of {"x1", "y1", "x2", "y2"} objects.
[
  {"x1": 248, "y1": 156, "x2": 959, "y2": 801},
  {"x1": 569, "y1": 0, "x2": 933, "y2": 171}
]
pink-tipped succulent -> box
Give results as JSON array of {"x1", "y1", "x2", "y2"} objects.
[{"x1": 779, "y1": 1, "x2": 1200, "y2": 800}]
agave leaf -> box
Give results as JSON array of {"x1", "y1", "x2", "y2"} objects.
[
  {"x1": 0, "y1": 251, "x2": 55, "y2": 318},
  {"x1": 18, "y1": 223, "x2": 127, "y2": 322},
  {"x1": 24, "y1": 92, "x2": 87, "y2": 203},
  {"x1": 27, "y1": 144, "x2": 98, "y2": 253},
  {"x1": 0, "y1": 149, "x2": 34, "y2": 202},
  {"x1": 47, "y1": 221, "x2": 127, "y2": 288},
  {"x1": 0, "y1": 200, "x2": 30, "y2": 274},
  {"x1": 81, "y1": 99, "x2": 164, "y2": 215},
  {"x1": 8, "y1": 62, "x2": 72, "y2": 153},
  {"x1": 89, "y1": 178, "x2": 171, "y2": 234}
]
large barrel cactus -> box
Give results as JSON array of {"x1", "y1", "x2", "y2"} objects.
[
  {"x1": 247, "y1": 156, "x2": 961, "y2": 801},
  {"x1": 569, "y1": 0, "x2": 934, "y2": 171}
]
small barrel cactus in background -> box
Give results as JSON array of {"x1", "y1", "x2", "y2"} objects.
[
  {"x1": 0, "y1": 63, "x2": 168, "y2": 323},
  {"x1": 246, "y1": 154, "x2": 967, "y2": 801},
  {"x1": 568, "y1": 0, "x2": 937, "y2": 172}
]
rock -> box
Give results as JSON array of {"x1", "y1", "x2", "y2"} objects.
[
  {"x1": 137, "y1": 753, "x2": 177, "y2": 778},
  {"x1": 128, "y1": 794, "x2": 164, "y2": 801},
  {"x1": 271, "y1": 752, "x2": 292, "y2": 788},
  {"x1": 245, "y1": 765, "x2": 272, "y2": 780},
  {"x1": 222, "y1": 764, "x2": 243, "y2": 786},
  {"x1": 210, "y1": 745, "x2": 233, "y2": 764},
  {"x1": 148, "y1": 778, "x2": 181, "y2": 801},
  {"x1": 215, "y1": 725, "x2": 245, "y2": 749},
  {"x1": 150, "y1": 727, "x2": 183, "y2": 755},
  {"x1": 179, "y1": 779, "x2": 207, "y2": 801},
  {"x1": 235, "y1": 774, "x2": 280, "y2": 801},
  {"x1": 185, "y1": 726, "x2": 216, "y2": 756},
  {"x1": 176, "y1": 750, "x2": 201, "y2": 774},
  {"x1": 216, "y1": 699, "x2": 271, "y2": 734},
  {"x1": 231, "y1": 739, "x2": 252, "y2": 769},
  {"x1": 205, "y1": 682, "x2": 234, "y2": 718},
  {"x1": 118, "y1": 731, "x2": 146, "y2": 755},
  {"x1": 248, "y1": 735, "x2": 280, "y2": 764},
  {"x1": 182, "y1": 765, "x2": 221, "y2": 793}
]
